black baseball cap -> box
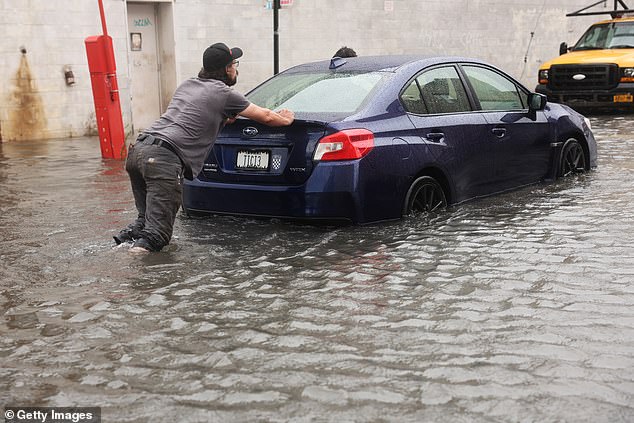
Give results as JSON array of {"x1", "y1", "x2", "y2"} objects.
[{"x1": 203, "y1": 43, "x2": 243, "y2": 71}]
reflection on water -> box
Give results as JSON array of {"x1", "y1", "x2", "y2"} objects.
[{"x1": 1, "y1": 116, "x2": 634, "y2": 422}]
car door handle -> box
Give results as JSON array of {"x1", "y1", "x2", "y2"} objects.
[
  {"x1": 426, "y1": 132, "x2": 445, "y2": 142},
  {"x1": 491, "y1": 127, "x2": 506, "y2": 138}
]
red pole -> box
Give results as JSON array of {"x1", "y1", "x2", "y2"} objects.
[
  {"x1": 85, "y1": 0, "x2": 127, "y2": 159},
  {"x1": 98, "y1": 0, "x2": 108, "y2": 36}
]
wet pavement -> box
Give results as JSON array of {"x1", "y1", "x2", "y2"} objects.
[{"x1": 1, "y1": 115, "x2": 633, "y2": 422}]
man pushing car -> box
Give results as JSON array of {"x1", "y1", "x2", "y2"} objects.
[{"x1": 115, "y1": 42, "x2": 294, "y2": 252}]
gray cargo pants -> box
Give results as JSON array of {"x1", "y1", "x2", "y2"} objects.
[{"x1": 122, "y1": 134, "x2": 184, "y2": 251}]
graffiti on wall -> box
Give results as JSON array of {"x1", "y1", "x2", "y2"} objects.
[{"x1": 134, "y1": 17, "x2": 152, "y2": 27}]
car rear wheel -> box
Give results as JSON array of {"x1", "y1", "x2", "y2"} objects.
[
  {"x1": 559, "y1": 139, "x2": 587, "y2": 177},
  {"x1": 403, "y1": 176, "x2": 447, "y2": 216}
]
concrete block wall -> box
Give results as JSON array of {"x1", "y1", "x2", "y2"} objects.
[
  {"x1": 272, "y1": 0, "x2": 599, "y2": 85},
  {"x1": 0, "y1": 0, "x2": 603, "y2": 142},
  {"x1": 0, "y1": 0, "x2": 131, "y2": 141}
]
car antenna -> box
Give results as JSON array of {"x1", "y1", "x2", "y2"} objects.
[
  {"x1": 330, "y1": 57, "x2": 347, "y2": 70},
  {"x1": 567, "y1": 0, "x2": 634, "y2": 18}
]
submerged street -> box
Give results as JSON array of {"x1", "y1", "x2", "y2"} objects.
[{"x1": 1, "y1": 115, "x2": 633, "y2": 421}]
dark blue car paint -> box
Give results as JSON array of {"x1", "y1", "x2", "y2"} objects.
[
  {"x1": 200, "y1": 120, "x2": 327, "y2": 185},
  {"x1": 182, "y1": 55, "x2": 598, "y2": 224}
]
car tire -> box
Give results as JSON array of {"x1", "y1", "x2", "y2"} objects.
[
  {"x1": 403, "y1": 176, "x2": 447, "y2": 216},
  {"x1": 559, "y1": 138, "x2": 587, "y2": 177}
]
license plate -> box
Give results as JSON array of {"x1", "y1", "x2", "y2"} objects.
[
  {"x1": 236, "y1": 150, "x2": 270, "y2": 170},
  {"x1": 614, "y1": 93, "x2": 634, "y2": 103}
]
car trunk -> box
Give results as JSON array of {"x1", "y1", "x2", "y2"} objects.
[{"x1": 198, "y1": 117, "x2": 328, "y2": 185}]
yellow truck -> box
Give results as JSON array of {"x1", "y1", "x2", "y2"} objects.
[{"x1": 536, "y1": 1, "x2": 634, "y2": 111}]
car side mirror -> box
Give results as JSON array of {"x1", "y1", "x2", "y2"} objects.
[
  {"x1": 559, "y1": 42, "x2": 568, "y2": 55},
  {"x1": 528, "y1": 93, "x2": 547, "y2": 111}
]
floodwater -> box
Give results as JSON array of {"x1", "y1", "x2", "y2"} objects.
[{"x1": 1, "y1": 116, "x2": 633, "y2": 422}]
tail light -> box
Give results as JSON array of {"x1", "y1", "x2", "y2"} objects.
[{"x1": 313, "y1": 129, "x2": 374, "y2": 161}]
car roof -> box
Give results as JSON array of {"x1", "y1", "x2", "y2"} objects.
[{"x1": 282, "y1": 55, "x2": 490, "y2": 74}]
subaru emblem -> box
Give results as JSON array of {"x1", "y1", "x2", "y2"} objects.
[
  {"x1": 572, "y1": 74, "x2": 586, "y2": 81},
  {"x1": 242, "y1": 126, "x2": 258, "y2": 137}
]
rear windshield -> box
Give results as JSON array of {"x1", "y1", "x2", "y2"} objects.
[{"x1": 247, "y1": 71, "x2": 385, "y2": 119}]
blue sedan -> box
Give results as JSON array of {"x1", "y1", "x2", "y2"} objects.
[{"x1": 182, "y1": 55, "x2": 597, "y2": 224}]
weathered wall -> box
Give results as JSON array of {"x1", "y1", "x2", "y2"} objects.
[
  {"x1": 0, "y1": 0, "x2": 603, "y2": 142},
  {"x1": 0, "y1": 0, "x2": 131, "y2": 141}
]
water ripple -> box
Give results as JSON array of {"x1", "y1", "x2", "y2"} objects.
[{"x1": 1, "y1": 118, "x2": 634, "y2": 421}]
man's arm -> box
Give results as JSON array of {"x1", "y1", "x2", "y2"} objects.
[{"x1": 238, "y1": 103, "x2": 294, "y2": 126}]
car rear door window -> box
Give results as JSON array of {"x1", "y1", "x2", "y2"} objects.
[
  {"x1": 400, "y1": 79, "x2": 428, "y2": 114},
  {"x1": 415, "y1": 67, "x2": 471, "y2": 114},
  {"x1": 462, "y1": 66, "x2": 526, "y2": 111}
]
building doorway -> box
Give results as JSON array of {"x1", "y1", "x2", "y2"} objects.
[{"x1": 126, "y1": 1, "x2": 176, "y2": 134}]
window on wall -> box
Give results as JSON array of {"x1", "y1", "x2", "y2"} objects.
[
  {"x1": 415, "y1": 66, "x2": 471, "y2": 114},
  {"x1": 462, "y1": 66, "x2": 527, "y2": 111}
]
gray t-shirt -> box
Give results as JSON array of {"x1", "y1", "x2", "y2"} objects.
[{"x1": 145, "y1": 77, "x2": 250, "y2": 179}]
